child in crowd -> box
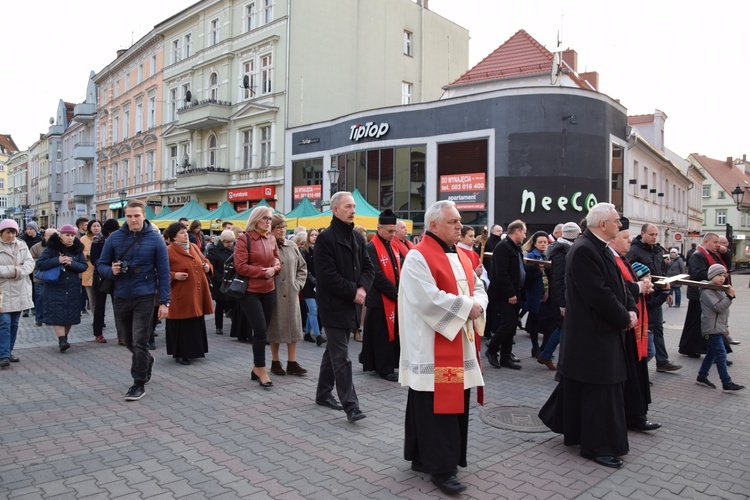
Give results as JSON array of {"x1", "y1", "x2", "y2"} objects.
[{"x1": 696, "y1": 264, "x2": 744, "y2": 391}]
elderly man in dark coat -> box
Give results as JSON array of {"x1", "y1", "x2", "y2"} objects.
[
  {"x1": 539, "y1": 202, "x2": 638, "y2": 469},
  {"x1": 314, "y1": 191, "x2": 375, "y2": 423}
]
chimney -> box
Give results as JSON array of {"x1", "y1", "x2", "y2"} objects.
[
  {"x1": 116, "y1": 49, "x2": 127, "y2": 58},
  {"x1": 579, "y1": 71, "x2": 599, "y2": 91},
  {"x1": 561, "y1": 49, "x2": 578, "y2": 73},
  {"x1": 727, "y1": 156, "x2": 733, "y2": 167}
]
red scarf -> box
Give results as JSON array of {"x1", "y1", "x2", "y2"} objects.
[
  {"x1": 697, "y1": 245, "x2": 728, "y2": 284},
  {"x1": 371, "y1": 235, "x2": 400, "y2": 341},
  {"x1": 392, "y1": 238, "x2": 414, "y2": 260},
  {"x1": 415, "y1": 235, "x2": 481, "y2": 414},
  {"x1": 614, "y1": 254, "x2": 649, "y2": 360}
]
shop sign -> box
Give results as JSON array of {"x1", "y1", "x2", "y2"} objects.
[
  {"x1": 439, "y1": 173, "x2": 486, "y2": 210},
  {"x1": 293, "y1": 185, "x2": 322, "y2": 200},
  {"x1": 520, "y1": 189, "x2": 598, "y2": 214},
  {"x1": 674, "y1": 233, "x2": 683, "y2": 241},
  {"x1": 349, "y1": 122, "x2": 389, "y2": 142},
  {"x1": 227, "y1": 185, "x2": 276, "y2": 201},
  {"x1": 168, "y1": 195, "x2": 191, "y2": 205},
  {"x1": 147, "y1": 196, "x2": 162, "y2": 207},
  {"x1": 298, "y1": 138, "x2": 320, "y2": 145},
  {"x1": 75, "y1": 204, "x2": 87, "y2": 215}
]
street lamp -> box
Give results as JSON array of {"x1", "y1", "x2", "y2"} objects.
[
  {"x1": 54, "y1": 202, "x2": 59, "y2": 228},
  {"x1": 328, "y1": 166, "x2": 340, "y2": 196},
  {"x1": 731, "y1": 184, "x2": 745, "y2": 210},
  {"x1": 119, "y1": 189, "x2": 128, "y2": 218}
]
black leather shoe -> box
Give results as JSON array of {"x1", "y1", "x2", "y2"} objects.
[
  {"x1": 9, "y1": 354, "x2": 19, "y2": 363},
  {"x1": 580, "y1": 451, "x2": 623, "y2": 468},
  {"x1": 629, "y1": 420, "x2": 661, "y2": 431},
  {"x1": 177, "y1": 358, "x2": 190, "y2": 365},
  {"x1": 381, "y1": 373, "x2": 398, "y2": 382},
  {"x1": 486, "y1": 350, "x2": 501, "y2": 368},
  {"x1": 431, "y1": 474, "x2": 467, "y2": 494},
  {"x1": 510, "y1": 353, "x2": 521, "y2": 363},
  {"x1": 500, "y1": 359, "x2": 522, "y2": 370},
  {"x1": 346, "y1": 408, "x2": 366, "y2": 423},
  {"x1": 304, "y1": 333, "x2": 314, "y2": 343},
  {"x1": 316, "y1": 395, "x2": 343, "y2": 410}
]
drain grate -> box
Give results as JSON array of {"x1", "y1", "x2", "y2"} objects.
[{"x1": 480, "y1": 406, "x2": 549, "y2": 433}]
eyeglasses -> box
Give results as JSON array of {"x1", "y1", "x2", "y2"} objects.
[
  {"x1": 261, "y1": 216, "x2": 273, "y2": 222},
  {"x1": 273, "y1": 224, "x2": 287, "y2": 229}
]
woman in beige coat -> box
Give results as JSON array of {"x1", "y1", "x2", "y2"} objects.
[
  {"x1": 0, "y1": 220, "x2": 35, "y2": 367},
  {"x1": 267, "y1": 214, "x2": 308, "y2": 376},
  {"x1": 80, "y1": 220, "x2": 101, "y2": 316}
]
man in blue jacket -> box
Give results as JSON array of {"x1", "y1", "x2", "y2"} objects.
[{"x1": 98, "y1": 200, "x2": 170, "y2": 401}]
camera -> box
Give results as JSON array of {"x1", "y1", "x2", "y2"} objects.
[{"x1": 120, "y1": 261, "x2": 130, "y2": 274}]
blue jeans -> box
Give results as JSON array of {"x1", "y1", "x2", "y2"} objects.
[
  {"x1": 647, "y1": 331, "x2": 655, "y2": 362},
  {"x1": 539, "y1": 325, "x2": 561, "y2": 360},
  {"x1": 34, "y1": 282, "x2": 45, "y2": 324},
  {"x1": 0, "y1": 312, "x2": 21, "y2": 358},
  {"x1": 698, "y1": 334, "x2": 732, "y2": 384},
  {"x1": 671, "y1": 287, "x2": 682, "y2": 307},
  {"x1": 304, "y1": 298, "x2": 321, "y2": 337}
]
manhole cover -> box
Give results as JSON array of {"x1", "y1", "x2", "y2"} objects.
[{"x1": 480, "y1": 406, "x2": 549, "y2": 433}]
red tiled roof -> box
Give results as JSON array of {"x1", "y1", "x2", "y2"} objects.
[
  {"x1": 448, "y1": 29, "x2": 553, "y2": 86},
  {"x1": 0, "y1": 134, "x2": 19, "y2": 154},
  {"x1": 627, "y1": 115, "x2": 654, "y2": 125},
  {"x1": 64, "y1": 102, "x2": 76, "y2": 126},
  {"x1": 692, "y1": 153, "x2": 750, "y2": 208}
]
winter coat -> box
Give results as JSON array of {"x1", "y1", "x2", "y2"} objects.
[
  {"x1": 0, "y1": 239, "x2": 35, "y2": 313},
  {"x1": 686, "y1": 247, "x2": 720, "y2": 301},
  {"x1": 206, "y1": 243, "x2": 234, "y2": 302},
  {"x1": 37, "y1": 234, "x2": 88, "y2": 326},
  {"x1": 488, "y1": 236, "x2": 525, "y2": 302},
  {"x1": 700, "y1": 288, "x2": 732, "y2": 335},
  {"x1": 545, "y1": 238, "x2": 572, "y2": 309},
  {"x1": 523, "y1": 247, "x2": 547, "y2": 314},
  {"x1": 80, "y1": 234, "x2": 95, "y2": 287},
  {"x1": 626, "y1": 235, "x2": 667, "y2": 276},
  {"x1": 167, "y1": 242, "x2": 214, "y2": 320},
  {"x1": 233, "y1": 231, "x2": 279, "y2": 294},
  {"x1": 19, "y1": 231, "x2": 43, "y2": 249},
  {"x1": 300, "y1": 247, "x2": 316, "y2": 299},
  {"x1": 96, "y1": 219, "x2": 170, "y2": 304},
  {"x1": 314, "y1": 216, "x2": 374, "y2": 330},
  {"x1": 267, "y1": 239, "x2": 307, "y2": 344},
  {"x1": 665, "y1": 256, "x2": 685, "y2": 288},
  {"x1": 558, "y1": 230, "x2": 636, "y2": 385}
]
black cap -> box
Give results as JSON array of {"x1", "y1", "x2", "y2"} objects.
[
  {"x1": 619, "y1": 216, "x2": 630, "y2": 231},
  {"x1": 378, "y1": 209, "x2": 397, "y2": 225}
]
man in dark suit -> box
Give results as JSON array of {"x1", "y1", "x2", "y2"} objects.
[
  {"x1": 539, "y1": 202, "x2": 638, "y2": 468},
  {"x1": 486, "y1": 219, "x2": 527, "y2": 370},
  {"x1": 314, "y1": 191, "x2": 375, "y2": 423}
]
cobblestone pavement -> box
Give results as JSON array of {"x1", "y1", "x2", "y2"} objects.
[{"x1": 1, "y1": 279, "x2": 749, "y2": 499}]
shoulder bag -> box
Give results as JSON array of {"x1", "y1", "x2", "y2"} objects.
[
  {"x1": 220, "y1": 233, "x2": 251, "y2": 300},
  {"x1": 35, "y1": 265, "x2": 64, "y2": 284},
  {"x1": 98, "y1": 235, "x2": 139, "y2": 294}
]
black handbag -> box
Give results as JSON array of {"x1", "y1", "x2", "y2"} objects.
[{"x1": 219, "y1": 234, "x2": 251, "y2": 300}]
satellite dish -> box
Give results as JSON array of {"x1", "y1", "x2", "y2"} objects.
[
  {"x1": 185, "y1": 90, "x2": 192, "y2": 103},
  {"x1": 182, "y1": 154, "x2": 190, "y2": 168},
  {"x1": 243, "y1": 75, "x2": 250, "y2": 89},
  {"x1": 550, "y1": 52, "x2": 561, "y2": 85},
  {"x1": 49, "y1": 117, "x2": 55, "y2": 124}
]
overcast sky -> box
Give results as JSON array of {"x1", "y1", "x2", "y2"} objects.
[{"x1": 2, "y1": 0, "x2": 747, "y2": 161}]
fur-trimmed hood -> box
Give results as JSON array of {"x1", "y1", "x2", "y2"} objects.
[{"x1": 47, "y1": 232, "x2": 85, "y2": 255}]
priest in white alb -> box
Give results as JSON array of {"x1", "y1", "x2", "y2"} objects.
[{"x1": 398, "y1": 200, "x2": 488, "y2": 495}]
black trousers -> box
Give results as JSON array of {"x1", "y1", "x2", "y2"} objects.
[
  {"x1": 487, "y1": 299, "x2": 520, "y2": 359},
  {"x1": 238, "y1": 291, "x2": 275, "y2": 368},
  {"x1": 316, "y1": 326, "x2": 359, "y2": 413},
  {"x1": 113, "y1": 295, "x2": 156, "y2": 386}
]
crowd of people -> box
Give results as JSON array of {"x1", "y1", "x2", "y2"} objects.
[{"x1": 0, "y1": 194, "x2": 745, "y2": 495}]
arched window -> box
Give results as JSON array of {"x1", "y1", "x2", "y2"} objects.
[
  {"x1": 209, "y1": 73, "x2": 219, "y2": 100},
  {"x1": 208, "y1": 135, "x2": 217, "y2": 167}
]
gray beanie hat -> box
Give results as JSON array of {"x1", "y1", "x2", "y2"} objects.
[
  {"x1": 561, "y1": 222, "x2": 581, "y2": 240},
  {"x1": 707, "y1": 264, "x2": 727, "y2": 281}
]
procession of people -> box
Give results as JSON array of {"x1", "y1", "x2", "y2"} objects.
[{"x1": 6, "y1": 194, "x2": 745, "y2": 496}]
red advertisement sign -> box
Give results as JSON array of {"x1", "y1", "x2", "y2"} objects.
[
  {"x1": 227, "y1": 185, "x2": 276, "y2": 201},
  {"x1": 293, "y1": 184, "x2": 322, "y2": 200},
  {"x1": 439, "y1": 173, "x2": 486, "y2": 210}
]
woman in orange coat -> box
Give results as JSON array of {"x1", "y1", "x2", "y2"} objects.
[{"x1": 164, "y1": 222, "x2": 214, "y2": 365}]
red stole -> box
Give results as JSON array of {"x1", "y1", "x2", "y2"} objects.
[
  {"x1": 392, "y1": 238, "x2": 414, "y2": 260},
  {"x1": 371, "y1": 236, "x2": 400, "y2": 341},
  {"x1": 614, "y1": 254, "x2": 649, "y2": 360},
  {"x1": 415, "y1": 236, "x2": 481, "y2": 414}
]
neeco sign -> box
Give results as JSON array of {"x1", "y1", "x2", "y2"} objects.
[
  {"x1": 520, "y1": 189, "x2": 598, "y2": 214},
  {"x1": 349, "y1": 122, "x2": 390, "y2": 142}
]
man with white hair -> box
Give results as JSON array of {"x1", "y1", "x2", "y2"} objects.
[
  {"x1": 540, "y1": 203, "x2": 637, "y2": 469},
  {"x1": 398, "y1": 200, "x2": 487, "y2": 494}
]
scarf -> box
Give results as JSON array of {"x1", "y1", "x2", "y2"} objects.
[
  {"x1": 371, "y1": 235, "x2": 400, "y2": 341},
  {"x1": 392, "y1": 238, "x2": 412, "y2": 260},
  {"x1": 613, "y1": 253, "x2": 649, "y2": 360},
  {"x1": 415, "y1": 234, "x2": 481, "y2": 414}
]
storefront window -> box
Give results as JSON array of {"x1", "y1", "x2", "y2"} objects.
[
  {"x1": 437, "y1": 139, "x2": 488, "y2": 228},
  {"x1": 292, "y1": 158, "x2": 323, "y2": 208}
]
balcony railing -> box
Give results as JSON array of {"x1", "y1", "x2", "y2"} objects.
[
  {"x1": 175, "y1": 166, "x2": 231, "y2": 191},
  {"x1": 177, "y1": 99, "x2": 233, "y2": 130},
  {"x1": 73, "y1": 102, "x2": 96, "y2": 122},
  {"x1": 73, "y1": 142, "x2": 95, "y2": 160},
  {"x1": 176, "y1": 165, "x2": 230, "y2": 176}
]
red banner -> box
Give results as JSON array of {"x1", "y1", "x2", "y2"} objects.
[
  {"x1": 293, "y1": 184, "x2": 322, "y2": 200},
  {"x1": 227, "y1": 185, "x2": 276, "y2": 201}
]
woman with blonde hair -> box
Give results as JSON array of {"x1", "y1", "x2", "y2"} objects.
[
  {"x1": 235, "y1": 206, "x2": 281, "y2": 388},
  {"x1": 267, "y1": 214, "x2": 308, "y2": 376}
]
